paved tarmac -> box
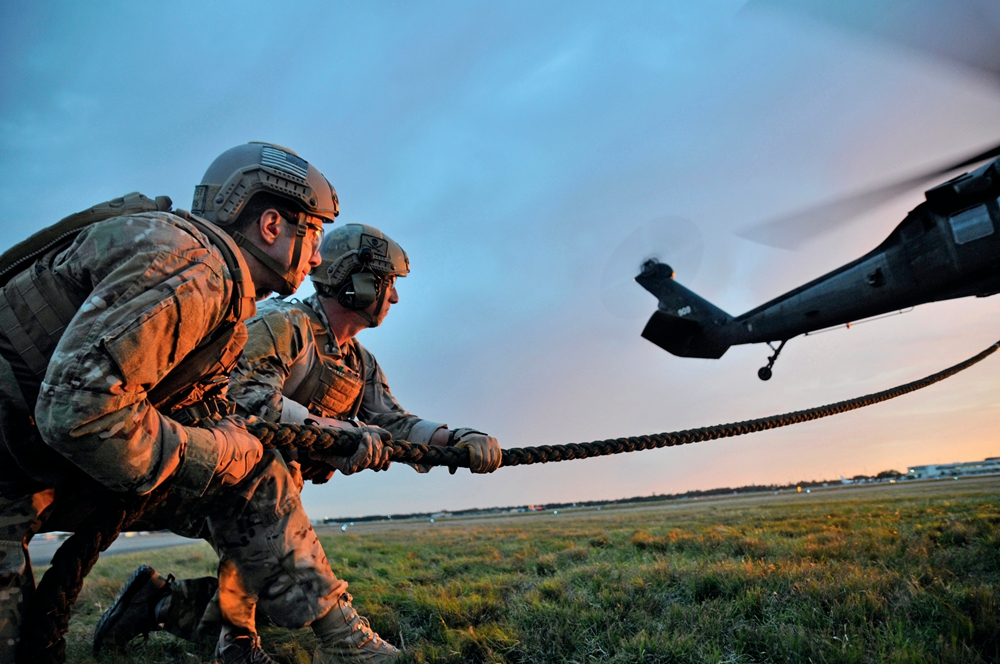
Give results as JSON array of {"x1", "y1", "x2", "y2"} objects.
[{"x1": 29, "y1": 532, "x2": 197, "y2": 566}]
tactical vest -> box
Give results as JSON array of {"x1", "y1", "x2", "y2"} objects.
[
  {"x1": 0, "y1": 193, "x2": 255, "y2": 487},
  {"x1": 286, "y1": 300, "x2": 367, "y2": 420}
]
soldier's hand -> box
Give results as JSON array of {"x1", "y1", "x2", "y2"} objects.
[
  {"x1": 210, "y1": 416, "x2": 265, "y2": 487},
  {"x1": 452, "y1": 428, "x2": 502, "y2": 473},
  {"x1": 310, "y1": 426, "x2": 393, "y2": 475}
]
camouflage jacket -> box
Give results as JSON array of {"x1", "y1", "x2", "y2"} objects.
[
  {"x1": 229, "y1": 294, "x2": 445, "y2": 444},
  {"x1": 28, "y1": 212, "x2": 254, "y2": 496}
]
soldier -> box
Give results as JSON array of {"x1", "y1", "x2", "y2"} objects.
[
  {"x1": 0, "y1": 142, "x2": 390, "y2": 664},
  {"x1": 99, "y1": 223, "x2": 503, "y2": 661},
  {"x1": 232, "y1": 222, "x2": 503, "y2": 472}
]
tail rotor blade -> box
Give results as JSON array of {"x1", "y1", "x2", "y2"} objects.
[{"x1": 599, "y1": 216, "x2": 703, "y2": 320}]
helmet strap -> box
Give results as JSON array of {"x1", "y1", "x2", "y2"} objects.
[{"x1": 232, "y1": 212, "x2": 309, "y2": 296}]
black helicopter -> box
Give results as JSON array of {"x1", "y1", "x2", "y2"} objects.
[{"x1": 637, "y1": 147, "x2": 1000, "y2": 380}]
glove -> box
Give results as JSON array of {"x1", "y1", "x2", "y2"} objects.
[
  {"x1": 451, "y1": 428, "x2": 502, "y2": 474},
  {"x1": 308, "y1": 426, "x2": 393, "y2": 476},
  {"x1": 210, "y1": 416, "x2": 265, "y2": 487}
]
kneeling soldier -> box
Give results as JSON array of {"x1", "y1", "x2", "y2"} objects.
[
  {"x1": 0, "y1": 142, "x2": 390, "y2": 664},
  {"x1": 97, "y1": 223, "x2": 501, "y2": 661}
]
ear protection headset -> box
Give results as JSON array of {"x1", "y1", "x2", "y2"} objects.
[
  {"x1": 337, "y1": 246, "x2": 381, "y2": 310},
  {"x1": 314, "y1": 223, "x2": 408, "y2": 328}
]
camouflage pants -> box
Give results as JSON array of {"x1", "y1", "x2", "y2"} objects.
[
  {"x1": 0, "y1": 452, "x2": 346, "y2": 661},
  {"x1": 0, "y1": 489, "x2": 54, "y2": 664}
]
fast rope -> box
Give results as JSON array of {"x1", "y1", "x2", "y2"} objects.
[{"x1": 21, "y1": 339, "x2": 999, "y2": 663}]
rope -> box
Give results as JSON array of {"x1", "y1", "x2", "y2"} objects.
[
  {"x1": 495, "y1": 339, "x2": 1000, "y2": 465},
  {"x1": 20, "y1": 339, "x2": 999, "y2": 663},
  {"x1": 327, "y1": 339, "x2": 1000, "y2": 469}
]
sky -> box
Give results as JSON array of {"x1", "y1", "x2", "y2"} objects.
[{"x1": 1, "y1": 1, "x2": 999, "y2": 518}]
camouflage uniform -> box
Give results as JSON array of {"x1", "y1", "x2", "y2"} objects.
[
  {"x1": 0, "y1": 213, "x2": 345, "y2": 659},
  {"x1": 231, "y1": 293, "x2": 446, "y2": 441},
  {"x1": 156, "y1": 293, "x2": 446, "y2": 640}
]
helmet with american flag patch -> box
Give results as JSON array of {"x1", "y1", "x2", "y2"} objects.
[{"x1": 191, "y1": 142, "x2": 338, "y2": 225}]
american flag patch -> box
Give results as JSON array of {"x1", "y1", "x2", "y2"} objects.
[{"x1": 260, "y1": 146, "x2": 309, "y2": 179}]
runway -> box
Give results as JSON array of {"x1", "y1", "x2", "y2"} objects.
[{"x1": 29, "y1": 531, "x2": 197, "y2": 567}]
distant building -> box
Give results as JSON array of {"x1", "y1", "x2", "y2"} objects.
[{"x1": 907, "y1": 457, "x2": 1000, "y2": 480}]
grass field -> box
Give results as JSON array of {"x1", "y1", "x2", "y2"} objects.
[{"x1": 64, "y1": 476, "x2": 1000, "y2": 663}]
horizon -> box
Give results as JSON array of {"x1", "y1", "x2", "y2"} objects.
[{"x1": 319, "y1": 451, "x2": 996, "y2": 521}]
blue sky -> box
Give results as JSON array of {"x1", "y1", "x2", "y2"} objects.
[{"x1": 2, "y1": 1, "x2": 999, "y2": 517}]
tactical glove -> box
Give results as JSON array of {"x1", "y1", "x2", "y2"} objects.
[
  {"x1": 297, "y1": 416, "x2": 369, "y2": 482},
  {"x1": 308, "y1": 426, "x2": 393, "y2": 476},
  {"x1": 451, "y1": 428, "x2": 502, "y2": 474},
  {"x1": 210, "y1": 417, "x2": 265, "y2": 487}
]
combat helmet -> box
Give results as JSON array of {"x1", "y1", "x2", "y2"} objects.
[
  {"x1": 312, "y1": 223, "x2": 409, "y2": 327},
  {"x1": 192, "y1": 142, "x2": 339, "y2": 294}
]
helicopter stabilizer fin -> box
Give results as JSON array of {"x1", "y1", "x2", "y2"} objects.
[{"x1": 635, "y1": 260, "x2": 732, "y2": 359}]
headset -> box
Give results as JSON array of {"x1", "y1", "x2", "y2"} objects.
[{"x1": 337, "y1": 246, "x2": 381, "y2": 310}]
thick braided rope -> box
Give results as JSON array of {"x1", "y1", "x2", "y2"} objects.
[
  {"x1": 253, "y1": 339, "x2": 1000, "y2": 469},
  {"x1": 497, "y1": 339, "x2": 1000, "y2": 466},
  {"x1": 23, "y1": 339, "x2": 998, "y2": 663},
  {"x1": 248, "y1": 421, "x2": 362, "y2": 455}
]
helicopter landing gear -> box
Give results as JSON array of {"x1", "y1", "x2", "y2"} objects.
[{"x1": 758, "y1": 340, "x2": 787, "y2": 381}]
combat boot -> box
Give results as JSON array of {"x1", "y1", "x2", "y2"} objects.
[
  {"x1": 93, "y1": 565, "x2": 173, "y2": 654},
  {"x1": 312, "y1": 593, "x2": 401, "y2": 663},
  {"x1": 216, "y1": 634, "x2": 279, "y2": 664}
]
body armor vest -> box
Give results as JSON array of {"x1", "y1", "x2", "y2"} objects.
[
  {"x1": 0, "y1": 196, "x2": 254, "y2": 488},
  {"x1": 286, "y1": 300, "x2": 366, "y2": 420}
]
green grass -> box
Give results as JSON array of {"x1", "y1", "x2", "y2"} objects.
[{"x1": 67, "y1": 477, "x2": 1000, "y2": 663}]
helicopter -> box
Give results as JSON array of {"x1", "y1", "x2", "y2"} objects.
[{"x1": 636, "y1": 146, "x2": 1000, "y2": 380}]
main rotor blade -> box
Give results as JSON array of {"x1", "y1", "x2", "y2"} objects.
[
  {"x1": 742, "y1": 0, "x2": 1000, "y2": 84},
  {"x1": 738, "y1": 141, "x2": 1000, "y2": 250}
]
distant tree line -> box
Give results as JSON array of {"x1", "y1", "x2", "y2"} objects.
[{"x1": 322, "y1": 470, "x2": 908, "y2": 525}]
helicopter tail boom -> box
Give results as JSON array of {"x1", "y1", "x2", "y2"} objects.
[{"x1": 635, "y1": 260, "x2": 733, "y2": 358}]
